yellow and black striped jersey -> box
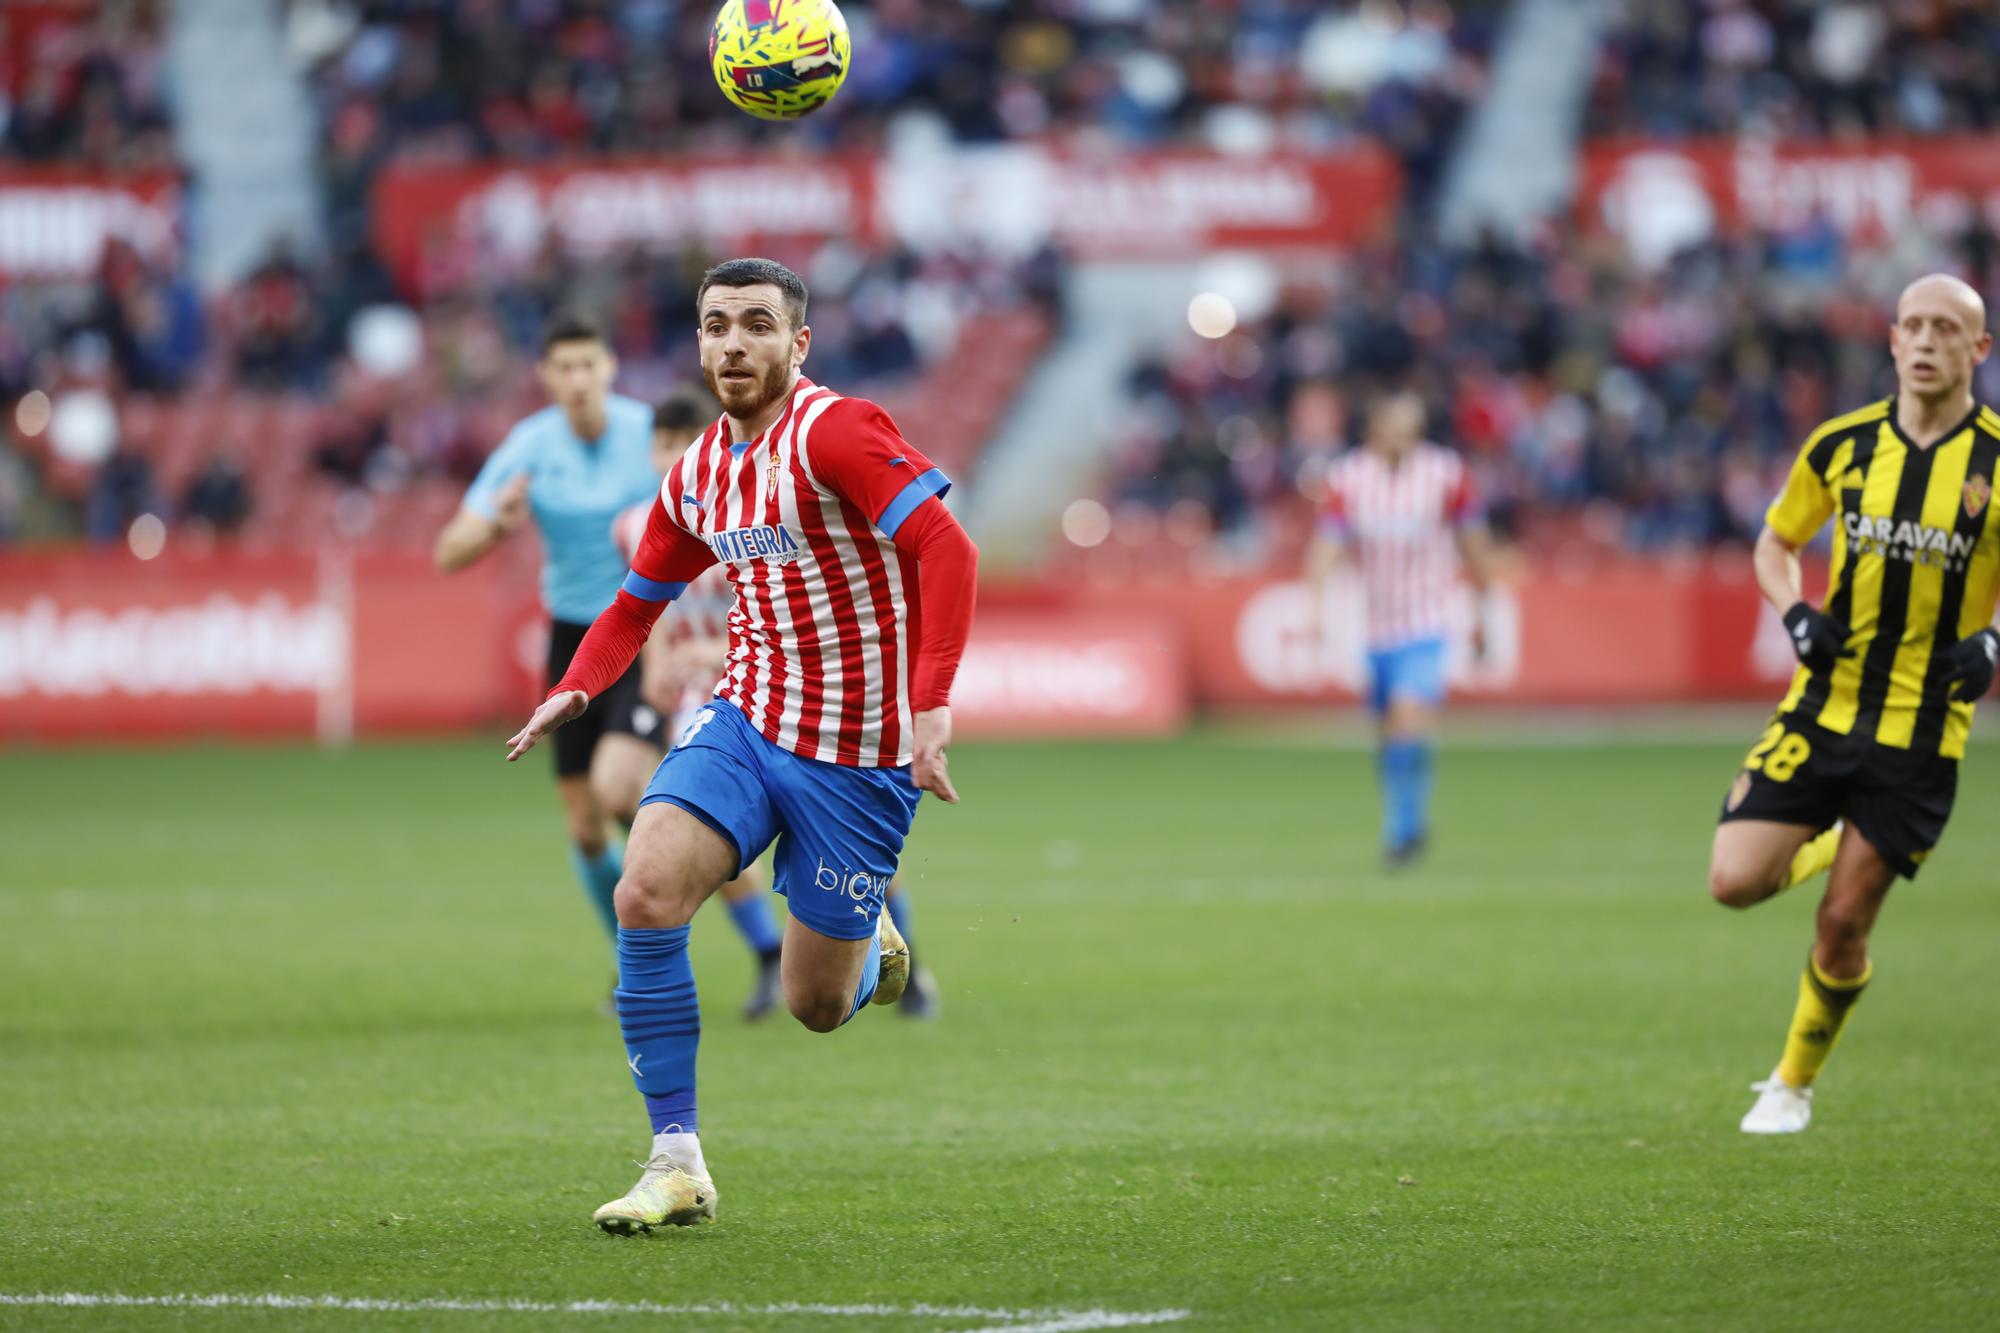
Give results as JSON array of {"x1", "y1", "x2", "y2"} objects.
[{"x1": 1767, "y1": 398, "x2": 2000, "y2": 759}]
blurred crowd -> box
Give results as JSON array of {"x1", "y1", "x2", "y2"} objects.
[
  {"x1": 1106, "y1": 203, "x2": 2000, "y2": 561},
  {"x1": 6, "y1": 0, "x2": 1999, "y2": 559},
  {"x1": 1593, "y1": 0, "x2": 2000, "y2": 138},
  {"x1": 0, "y1": 0, "x2": 174, "y2": 169},
  {"x1": 291, "y1": 0, "x2": 1496, "y2": 232}
]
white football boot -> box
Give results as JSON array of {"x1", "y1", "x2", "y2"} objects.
[
  {"x1": 593, "y1": 1137, "x2": 718, "y2": 1234},
  {"x1": 1739, "y1": 1070, "x2": 1813, "y2": 1134}
]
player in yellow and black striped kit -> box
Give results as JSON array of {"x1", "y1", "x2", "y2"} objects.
[{"x1": 1708, "y1": 274, "x2": 1999, "y2": 1134}]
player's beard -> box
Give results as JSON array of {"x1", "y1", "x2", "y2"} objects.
[{"x1": 706, "y1": 358, "x2": 792, "y2": 421}]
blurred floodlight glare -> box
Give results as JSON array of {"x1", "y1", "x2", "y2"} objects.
[
  {"x1": 48, "y1": 389, "x2": 118, "y2": 466},
  {"x1": 1194, "y1": 253, "x2": 1279, "y2": 323},
  {"x1": 1187, "y1": 292, "x2": 1237, "y2": 339},
  {"x1": 349, "y1": 305, "x2": 425, "y2": 378},
  {"x1": 14, "y1": 389, "x2": 52, "y2": 437},
  {"x1": 1061, "y1": 498, "x2": 1112, "y2": 548},
  {"x1": 127, "y1": 513, "x2": 167, "y2": 560}
]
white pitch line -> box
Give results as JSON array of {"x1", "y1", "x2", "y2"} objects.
[{"x1": 0, "y1": 1293, "x2": 1190, "y2": 1331}]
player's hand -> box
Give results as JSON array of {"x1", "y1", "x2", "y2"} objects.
[
  {"x1": 505, "y1": 689, "x2": 587, "y2": 761},
  {"x1": 1783, "y1": 601, "x2": 1853, "y2": 674},
  {"x1": 911, "y1": 706, "x2": 958, "y2": 804},
  {"x1": 493, "y1": 474, "x2": 531, "y2": 535},
  {"x1": 1943, "y1": 627, "x2": 2000, "y2": 701}
]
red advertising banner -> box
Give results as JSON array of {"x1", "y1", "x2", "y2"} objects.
[
  {"x1": 0, "y1": 554, "x2": 1798, "y2": 744},
  {"x1": 1578, "y1": 136, "x2": 2000, "y2": 266},
  {"x1": 0, "y1": 168, "x2": 182, "y2": 279},
  {"x1": 1054, "y1": 561, "x2": 1797, "y2": 708},
  {"x1": 0, "y1": 551, "x2": 511, "y2": 743},
  {"x1": 877, "y1": 146, "x2": 1400, "y2": 259},
  {"x1": 950, "y1": 611, "x2": 1189, "y2": 738},
  {"x1": 371, "y1": 155, "x2": 878, "y2": 290},
  {"x1": 371, "y1": 146, "x2": 1400, "y2": 286}
]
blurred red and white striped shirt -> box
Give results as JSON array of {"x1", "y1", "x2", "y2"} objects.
[
  {"x1": 617, "y1": 378, "x2": 951, "y2": 768},
  {"x1": 1320, "y1": 443, "x2": 1477, "y2": 648}
]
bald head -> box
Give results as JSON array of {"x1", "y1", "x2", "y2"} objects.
[
  {"x1": 1891, "y1": 273, "x2": 1992, "y2": 408},
  {"x1": 1898, "y1": 273, "x2": 1986, "y2": 330}
]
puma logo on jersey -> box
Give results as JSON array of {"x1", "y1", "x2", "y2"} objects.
[{"x1": 708, "y1": 523, "x2": 801, "y2": 564}]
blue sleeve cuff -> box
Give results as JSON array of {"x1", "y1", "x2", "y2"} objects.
[
  {"x1": 622, "y1": 572, "x2": 687, "y2": 602},
  {"x1": 876, "y1": 467, "x2": 951, "y2": 540}
]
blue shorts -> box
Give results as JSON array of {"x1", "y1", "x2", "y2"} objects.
[
  {"x1": 1366, "y1": 636, "x2": 1447, "y2": 716},
  {"x1": 640, "y1": 699, "x2": 920, "y2": 941}
]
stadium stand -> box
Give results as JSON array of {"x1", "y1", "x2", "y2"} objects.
[{"x1": 1591, "y1": 0, "x2": 2000, "y2": 138}]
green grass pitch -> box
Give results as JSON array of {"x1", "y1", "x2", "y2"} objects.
[{"x1": 3, "y1": 725, "x2": 1997, "y2": 1330}]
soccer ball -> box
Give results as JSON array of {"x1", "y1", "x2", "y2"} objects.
[{"x1": 709, "y1": 0, "x2": 851, "y2": 121}]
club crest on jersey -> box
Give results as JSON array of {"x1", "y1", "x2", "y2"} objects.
[
  {"x1": 1965, "y1": 474, "x2": 1991, "y2": 520},
  {"x1": 708, "y1": 523, "x2": 800, "y2": 565}
]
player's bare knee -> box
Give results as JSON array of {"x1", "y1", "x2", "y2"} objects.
[
  {"x1": 1707, "y1": 860, "x2": 1770, "y2": 909},
  {"x1": 787, "y1": 991, "x2": 846, "y2": 1033}
]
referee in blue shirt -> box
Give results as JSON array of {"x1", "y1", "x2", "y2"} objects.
[{"x1": 435, "y1": 315, "x2": 665, "y2": 953}]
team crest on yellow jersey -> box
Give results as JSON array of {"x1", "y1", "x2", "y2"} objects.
[{"x1": 1964, "y1": 474, "x2": 1990, "y2": 520}]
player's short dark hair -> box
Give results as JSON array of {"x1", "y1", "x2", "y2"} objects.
[
  {"x1": 653, "y1": 388, "x2": 714, "y2": 433},
  {"x1": 540, "y1": 313, "x2": 606, "y2": 357},
  {"x1": 696, "y1": 258, "x2": 809, "y2": 330}
]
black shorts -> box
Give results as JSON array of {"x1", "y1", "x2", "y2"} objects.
[
  {"x1": 1718, "y1": 710, "x2": 1957, "y2": 878},
  {"x1": 546, "y1": 619, "x2": 667, "y2": 778}
]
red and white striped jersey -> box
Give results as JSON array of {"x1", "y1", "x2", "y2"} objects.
[
  {"x1": 1321, "y1": 443, "x2": 1477, "y2": 648},
  {"x1": 620, "y1": 377, "x2": 950, "y2": 768}
]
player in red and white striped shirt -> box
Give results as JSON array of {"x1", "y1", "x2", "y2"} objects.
[
  {"x1": 608, "y1": 391, "x2": 943, "y2": 1023},
  {"x1": 1306, "y1": 391, "x2": 1494, "y2": 866},
  {"x1": 504, "y1": 259, "x2": 977, "y2": 1234}
]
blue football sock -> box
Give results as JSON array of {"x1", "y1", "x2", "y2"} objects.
[
  {"x1": 1407, "y1": 737, "x2": 1436, "y2": 841},
  {"x1": 885, "y1": 889, "x2": 914, "y2": 949},
  {"x1": 1380, "y1": 738, "x2": 1421, "y2": 848},
  {"x1": 615, "y1": 926, "x2": 700, "y2": 1134},
  {"x1": 568, "y1": 843, "x2": 622, "y2": 944},
  {"x1": 844, "y1": 929, "x2": 883, "y2": 1023},
  {"x1": 725, "y1": 892, "x2": 783, "y2": 960}
]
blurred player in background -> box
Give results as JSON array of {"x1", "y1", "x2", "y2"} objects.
[
  {"x1": 506, "y1": 258, "x2": 976, "y2": 1232},
  {"x1": 616, "y1": 391, "x2": 943, "y2": 1019},
  {"x1": 434, "y1": 316, "x2": 662, "y2": 964},
  {"x1": 1306, "y1": 391, "x2": 1495, "y2": 867},
  {"x1": 1709, "y1": 273, "x2": 2000, "y2": 1134}
]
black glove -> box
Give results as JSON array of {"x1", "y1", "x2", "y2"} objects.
[
  {"x1": 1944, "y1": 627, "x2": 2000, "y2": 701},
  {"x1": 1783, "y1": 601, "x2": 1853, "y2": 674}
]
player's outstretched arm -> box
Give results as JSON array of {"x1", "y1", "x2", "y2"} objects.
[
  {"x1": 506, "y1": 689, "x2": 588, "y2": 761},
  {"x1": 503, "y1": 493, "x2": 715, "y2": 764}
]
